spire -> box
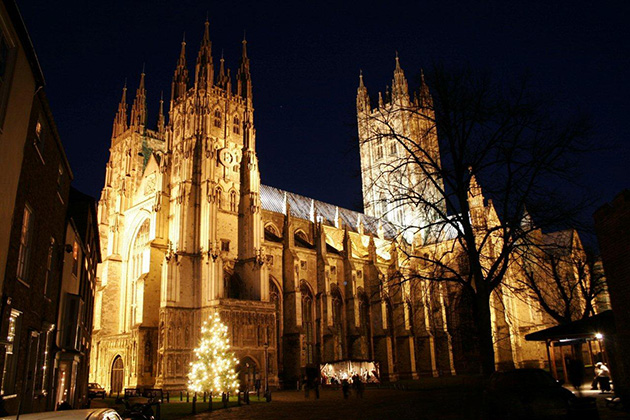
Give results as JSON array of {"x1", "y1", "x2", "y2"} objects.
[
  {"x1": 468, "y1": 172, "x2": 484, "y2": 209},
  {"x1": 171, "y1": 35, "x2": 189, "y2": 105},
  {"x1": 391, "y1": 52, "x2": 409, "y2": 104},
  {"x1": 418, "y1": 68, "x2": 433, "y2": 108},
  {"x1": 157, "y1": 91, "x2": 165, "y2": 134},
  {"x1": 216, "y1": 52, "x2": 230, "y2": 89},
  {"x1": 356, "y1": 69, "x2": 370, "y2": 114},
  {"x1": 237, "y1": 35, "x2": 253, "y2": 100},
  {"x1": 130, "y1": 70, "x2": 147, "y2": 131},
  {"x1": 112, "y1": 81, "x2": 128, "y2": 138},
  {"x1": 194, "y1": 19, "x2": 214, "y2": 91}
]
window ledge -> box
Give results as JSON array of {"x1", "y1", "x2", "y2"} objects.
[{"x1": 16, "y1": 277, "x2": 30, "y2": 288}]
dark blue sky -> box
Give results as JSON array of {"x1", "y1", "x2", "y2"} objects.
[{"x1": 17, "y1": 0, "x2": 630, "y2": 222}]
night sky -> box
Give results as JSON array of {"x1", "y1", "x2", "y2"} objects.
[{"x1": 16, "y1": 0, "x2": 630, "y2": 226}]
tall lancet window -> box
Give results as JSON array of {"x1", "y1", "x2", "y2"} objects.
[
  {"x1": 232, "y1": 116, "x2": 240, "y2": 134},
  {"x1": 129, "y1": 219, "x2": 150, "y2": 328}
]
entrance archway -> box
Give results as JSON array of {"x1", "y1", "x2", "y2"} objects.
[
  {"x1": 111, "y1": 356, "x2": 124, "y2": 393},
  {"x1": 238, "y1": 357, "x2": 259, "y2": 391}
]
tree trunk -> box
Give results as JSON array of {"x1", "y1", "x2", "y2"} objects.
[{"x1": 474, "y1": 287, "x2": 495, "y2": 376}]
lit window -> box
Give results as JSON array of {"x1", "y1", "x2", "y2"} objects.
[
  {"x1": 232, "y1": 116, "x2": 240, "y2": 134},
  {"x1": 302, "y1": 293, "x2": 314, "y2": 364},
  {"x1": 1, "y1": 310, "x2": 22, "y2": 394},
  {"x1": 215, "y1": 187, "x2": 223, "y2": 208},
  {"x1": 376, "y1": 139, "x2": 383, "y2": 159},
  {"x1": 38, "y1": 325, "x2": 55, "y2": 394},
  {"x1": 17, "y1": 205, "x2": 33, "y2": 282},
  {"x1": 34, "y1": 117, "x2": 44, "y2": 150},
  {"x1": 72, "y1": 240, "x2": 79, "y2": 277},
  {"x1": 229, "y1": 190, "x2": 237, "y2": 212}
]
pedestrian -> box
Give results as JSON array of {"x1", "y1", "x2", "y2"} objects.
[
  {"x1": 595, "y1": 362, "x2": 611, "y2": 393},
  {"x1": 314, "y1": 377, "x2": 320, "y2": 399},
  {"x1": 255, "y1": 378, "x2": 261, "y2": 399},
  {"x1": 304, "y1": 376, "x2": 310, "y2": 398},
  {"x1": 342, "y1": 379, "x2": 350, "y2": 399}
]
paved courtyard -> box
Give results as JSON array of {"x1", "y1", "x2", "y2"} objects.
[
  {"x1": 186, "y1": 387, "x2": 629, "y2": 420},
  {"x1": 189, "y1": 387, "x2": 482, "y2": 420}
]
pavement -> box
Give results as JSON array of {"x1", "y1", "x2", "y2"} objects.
[
  {"x1": 188, "y1": 387, "x2": 485, "y2": 420},
  {"x1": 184, "y1": 386, "x2": 630, "y2": 420}
]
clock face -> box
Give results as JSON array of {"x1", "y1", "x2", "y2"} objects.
[{"x1": 219, "y1": 149, "x2": 235, "y2": 167}]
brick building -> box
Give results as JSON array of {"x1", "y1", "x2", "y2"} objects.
[{"x1": 594, "y1": 190, "x2": 630, "y2": 405}]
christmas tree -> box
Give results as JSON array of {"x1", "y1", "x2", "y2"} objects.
[{"x1": 188, "y1": 313, "x2": 240, "y2": 395}]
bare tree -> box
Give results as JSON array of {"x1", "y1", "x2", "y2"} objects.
[
  {"x1": 512, "y1": 229, "x2": 607, "y2": 325},
  {"x1": 357, "y1": 63, "x2": 592, "y2": 375}
]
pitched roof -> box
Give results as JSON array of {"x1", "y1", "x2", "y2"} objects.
[{"x1": 259, "y1": 184, "x2": 400, "y2": 240}]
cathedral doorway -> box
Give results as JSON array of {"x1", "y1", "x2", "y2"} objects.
[
  {"x1": 238, "y1": 357, "x2": 259, "y2": 391},
  {"x1": 269, "y1": 278, "x2": 282, "y2": 374},
  {"x1": 110, "y1": 356, "x2": 124, "y2": 394}
]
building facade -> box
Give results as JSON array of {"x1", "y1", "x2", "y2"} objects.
[
  {"x1": 55, "y1": 188, "x2": 101, "y2": 409},
  {"x1": 90, "y1": 22, "x2": 557, "y2": 392},
  {"x1": 594, "y1": 190, "x2": 630, "y2": 405},
  {"x1": 0, "y1": 1, "x2": 102, "y2": 414}
]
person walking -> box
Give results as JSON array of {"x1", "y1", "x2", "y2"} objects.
[
  {"x1": 342, "y1": 379, "x2": 350, "y2": 399},
  {"x1": 595, "y1": 362, "x2": 611, "y2": 393}
]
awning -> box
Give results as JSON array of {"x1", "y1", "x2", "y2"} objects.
[{"x1": 525, "y1": 310, "x2": 616, "y2": 342}]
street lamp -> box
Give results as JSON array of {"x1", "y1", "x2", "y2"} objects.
[{"x1": 263, "y1": 342, "x2": 270, "y2": 401}]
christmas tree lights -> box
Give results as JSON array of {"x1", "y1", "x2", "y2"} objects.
[{"x1": 188, "y1": 313, "x2": 240, "y2": 395}]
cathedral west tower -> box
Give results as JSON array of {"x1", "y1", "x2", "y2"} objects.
[{"x1": 91, "y1": 21, "x2": 276, "y2": 391}]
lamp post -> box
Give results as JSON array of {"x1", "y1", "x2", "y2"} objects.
[{"x1": 263, "y1": 342, "x2": 270, "y2": 401}]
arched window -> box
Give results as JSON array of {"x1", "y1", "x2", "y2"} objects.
[
  {"x1": 332, "y1": 288, "x2": 344, "y2": 359},
  {"x1": 301, "y1": 285, "x2": 314, "y2": 364},
  {"x1": 270, "y1": 279, "x2": 282, "y2": 371},
  {"x1": 385, "y1": 299, "x2": 397, "y2": 369},
  {"x1": 380, "y1": 193, "x2": 387, "y2": 217},
  {"x1": 130, "y1": 219, "x2": 150, "y2": 327},
  {"x1": 232, "y1": 116, "x2": 240, "y2": 134},
  {"x1": 359, "y1": 293, "x2": 372, "y2": 359},
  {"x1": 215, "y1": 187, "x2": 223, "y2": 209},
  {"x1": 229, "y1": 190, "x2": 237, "y2": 212},
  {"x1": 213, "y1": 110, "x2": 222, "y2": 128},
  {"x1": 294, "y1": 230, "x2": 310, "y2": 246}
]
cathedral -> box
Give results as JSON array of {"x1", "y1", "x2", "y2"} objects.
[{"x1": 90, "y1": 21, "x2": 555, "y2": 392}]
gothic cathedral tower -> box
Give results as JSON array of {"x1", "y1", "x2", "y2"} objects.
[
  {"x1": 356, "y1": 56, "x2": 444, "y2": 243},
  {"x1": 91, "y1": 21, "x2": 276, "y2": 391}
]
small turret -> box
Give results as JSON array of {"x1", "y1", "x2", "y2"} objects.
[
  {"x1": 391, "y1": 53, "x2": 409, "y2": 104},
  {"x1": 157, "y1": 91, "x2": 165, "y2": 135},
  {"x1": 216, "y1": 53, "x2": 230, "y2": 90},
  {"x1": 418, "y1": 69, "x2": 433, "y2": 108},
  {"x1": 236, "y1": 36, "x2": 253, "y2": 101},
  {"x1": 356, "y1": 70, "x2": 370, "y2": 114},
  {"x1": 112, "y1": 82, "x2": 128, "y2": 139},
  {"x1": 171, "y1": 35, "x2": 189, "y2": 106},
  {"x1": 130, "y1": 70, "x2": 147, "y2": 131},
  {"x1": 194, "y1": 19, "x2": 214, "y2": 91}
]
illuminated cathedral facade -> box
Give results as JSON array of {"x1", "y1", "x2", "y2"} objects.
[{"x1": 90, "y1": 21, "x2": 555, "y2": 391}]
